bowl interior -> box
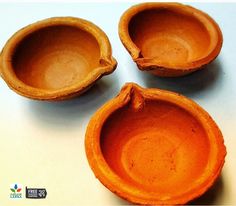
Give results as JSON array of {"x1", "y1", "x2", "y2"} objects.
[
  {"x1": 129, "y1": 8, "x2": 211, "y2": 66},
  {"x1": 101, "y1": 100, "x2": 210, "y2": 197},
  {"x1": 12, "y1": 25, "x2": 100, "y2": 90}
]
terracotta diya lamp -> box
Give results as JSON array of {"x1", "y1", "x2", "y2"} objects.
[
  {"x1": 119, "y1": 3, "x2": 223, "y2": 77},
  {"x1": 0, "y1": 17, "x2": 117, "y2": 100},
  {"x1": 85, "y1": 83, "x2": 226, "y2": 205}
]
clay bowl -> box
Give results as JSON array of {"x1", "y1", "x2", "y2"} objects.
[
  {"x1": 85, "y1": 83, "x2": 226, "y2": 205},
  {"x1": 119, "y1": 3, "x2": 223, "y2": 77},
  {"x1": 0, "y1": 17, "x2": 117, "y2": 100}
]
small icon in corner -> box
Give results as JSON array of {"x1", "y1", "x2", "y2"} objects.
[
  {"x1": 26, "y1": 187, "x2": 47, "y2": 199},
  {"x1": 10, "y1": 183, "x2": 22, "y2": 199}
]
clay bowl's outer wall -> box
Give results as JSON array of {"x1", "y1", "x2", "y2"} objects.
[
  {"x1": 119, "y1": 3, "x2": 223, "y2": 77},
  {"x1": 0, "y1": 17, "x2": 117, "y2": 101},
  {"x1": 85, "y1": 83, "x2": 226, "y2": 205}
]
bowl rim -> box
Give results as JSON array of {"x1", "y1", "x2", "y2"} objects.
[
  {"x1": 118, "y1": 2, "x2": 223, "y2": 72},
  {"x1": 0, "y1": 16, "x2": 117, "y2": 100},
  {"x1": 85, "y1": 82, "x2": 226, "y2": 205}
]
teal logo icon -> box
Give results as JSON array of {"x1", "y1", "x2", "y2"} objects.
[{"x1": 10, "y1": 184, "x2": 22, "y2": 198}]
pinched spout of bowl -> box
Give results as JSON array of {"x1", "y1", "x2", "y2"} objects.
[
  {"x1": 130, "y1": 86, "x2": 145, "y2": 112},
  {"x1": 99, "y1": 56, "x2": 117, "y2": 74},
  {"x1": 119, "y1": 83, "x2": 145, "y2": 112},
  {"x1": 134, "y1": 57, "x2": 159, "y2": 71}
]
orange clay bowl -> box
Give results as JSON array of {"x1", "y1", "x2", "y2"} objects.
[
  {"x1": 85, "y1": 83, "x2": 226, "y2": 205},
  {"x1": 0, "y1": 17, "x2": 117, "y2": 100},
  {"x1": 119, "y1": 3, "x2": 223, "y2": 77}
]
